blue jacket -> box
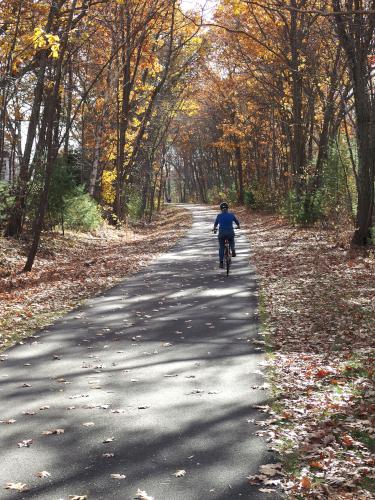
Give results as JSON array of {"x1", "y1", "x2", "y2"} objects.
[{"x1": 214, "y1": 212, "x2": 240, "y2": 235}]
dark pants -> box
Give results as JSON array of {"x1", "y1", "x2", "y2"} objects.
[{"x1": 218, "y1": 233, "x2": 235, "y2": 262}]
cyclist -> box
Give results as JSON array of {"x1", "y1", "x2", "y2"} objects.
[{"x1": 213, "y1": 202, "x2": 240, "y2": 268}]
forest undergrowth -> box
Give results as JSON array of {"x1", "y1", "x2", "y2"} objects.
[
  {"x1": 0, "y1": 207, "x2": 191, "y2": 352},
  {"x1": 239, "y1": 207, "x2": 375, "y2": 499}
]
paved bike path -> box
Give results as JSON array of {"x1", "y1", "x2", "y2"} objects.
[{"x1": 0, "y1": 205, "x2": 274, "y2": 499}]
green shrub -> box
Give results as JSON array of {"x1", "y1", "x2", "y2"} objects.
[
  {"x1": 47, "y1": 159, "x2": 78, "y2": 228},
  {"x1": 281, "y1": 189, "x2": 324, "y2": 224},
  {"x1": 64, "y1": 186, "x2": 102, "y2": 231},
  {"x1": 320, "y1": 143, "x2": 356, "y2": 222},
  {"x1": 127, "y1": 191, "x2": 143, "y2": 221},
  {"x1": 244, "y1": 190, "x2": 255, "y2": 207},
  {"x1": 206, "y1": 184, "x2": 239, "y2": 205},
  {"x1": 0, "y1": 181, "x2": 14, "y2": 227},
  {"x1": 27, "y1": 158, "x2": 103, "y2": 232},
  {"x1": 206, "y1": 187, "x2": 226, "y2": 204},
  {"x1": 246, "y1": 183, "x2": 279, "y2": 210}
]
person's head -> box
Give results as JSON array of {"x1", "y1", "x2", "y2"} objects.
[{"x1": 220, "y1": 201, "x2": 229, "y2": 212}]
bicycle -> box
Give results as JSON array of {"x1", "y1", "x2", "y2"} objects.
[{"x1": 213, "y1": 230, "x2": 237, "y2": 276}]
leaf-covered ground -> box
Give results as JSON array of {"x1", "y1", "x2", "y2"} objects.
[
  {"x1": 238, "y1": 208, "x2": 375, "y2": 499},
  {"x1": 0, "y1": 207, "x2": 192, "y2": 352}
]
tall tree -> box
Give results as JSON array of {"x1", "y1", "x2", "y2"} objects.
[{"x1": 332, "y1": 0, "x2": 375, "y2": 244}]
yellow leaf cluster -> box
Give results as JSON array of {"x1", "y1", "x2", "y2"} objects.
[
  {"x1": 101, "y1": 170, "x2": 117, "y2": 204},
  {"x1": 33, "y1": 27, "x2": 60, "y2": 58}
]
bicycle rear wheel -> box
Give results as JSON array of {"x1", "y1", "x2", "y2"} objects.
[
  {"x1": 226, "y1": 255, "x2": 231, "y2": 275},
  {"x1": 224, "y1": 240, "x2": 231, "y2": 276}
]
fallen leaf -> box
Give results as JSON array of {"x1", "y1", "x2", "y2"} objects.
[
  {"x1": 300, "y1": 476, "x2": 311, "y2": 489},
  {"x1": 103, "y1": 437, "x2": 115, "y2": 443},
  {"x1": 259, "y1": 463, "x2": 282, "y2": 476},
  {"x1": 17, "y1": 439, "x2": 33, "y2": 447},
  {"x1": 110, "y1": 474, "x2": 126, "y2": 480},
  {"x1": 135, "y1": 488, "x2": 154, "y2": 500},
  {"x1": 309, "y1": 460, "x2": 324, "y2": 469},
  {"x1": 42, "y1": 428, "x2": 64, "y2": 435},
  {"x1": 173, "y1": 469, "x2": 186, "y2": 477},
  {"x1": 36, "y1": 471, "x2": 51, "y2": 478},
  {"x1": 5, "y1": 482, "x2": 29, "y2": 492},
  {"x1": 341, "y1": 434, "x2": 354, "y2": 446}
]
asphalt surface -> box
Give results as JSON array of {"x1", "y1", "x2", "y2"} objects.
[{"x1": 0, "y1": 205, "x2": 275, "y2": 500}]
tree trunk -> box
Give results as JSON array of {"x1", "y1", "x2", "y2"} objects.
[
  {"x1": 4, "y1": 1, "x2": 58, "y2": 238},
  {"x1": 157, "y1": 160, "x2": 165, "y2": 210},
  {"x1": 332, "y1": 0, "x2": 375, "y2": 245},
  {"x1": 234, "y1": 144, "x2": 244, "y2": 204},
  {"x1": 89, "y1": 121, "x2": 103, "y2": 196},
  {"x1": 289, "y1": 2, "x2": 306, "y2": 196},
  {"x1": 63, "y1": 59, "x2": 73, "y2": 157},
  {"x1": 24, "y1": 0, "x2": 78, "y2": 271},
  {"x1": 24, "y1": 89, "x2": 58, "y2": 271},
  {"x1": 4, "y1": 52, "x2": 49, "y2": 237},
  {"x1": 313, "y1": 47, "x2": 341, "y2": 190}
]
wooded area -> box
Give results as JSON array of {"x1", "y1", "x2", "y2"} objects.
[
  {"x1": 171, "y1": 1, "x2": 375, "y2": 247},
  {"x1": 0, "y1": 0, "x2": 374, "y2": 273},
  {"x1": 0, "y1": 0, "x2": 201, "y2": 272}
]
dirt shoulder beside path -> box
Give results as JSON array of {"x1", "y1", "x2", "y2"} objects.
[
  {"x1": 0, "y1": 206, "x2": 192, "y2": 351},
  {"x1": 238, "y1": 208, "x2": 375, "y2": 499}
]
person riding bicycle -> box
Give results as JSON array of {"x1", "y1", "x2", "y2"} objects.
[{"x1": 213, "y1": 202, "x2": 240, "y2": 268}]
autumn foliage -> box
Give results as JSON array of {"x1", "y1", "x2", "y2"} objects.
[
  {"x1": 170, "y1": 0, "x2": 374, "y2": 244},
  {"x1": 0, "y1": 0, "x2": 203, "y2": 270}
]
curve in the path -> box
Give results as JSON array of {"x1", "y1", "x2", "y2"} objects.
[{"x1": 0, "y1": 205, "x2": 275, "y2": 500}]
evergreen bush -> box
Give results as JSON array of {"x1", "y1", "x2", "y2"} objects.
[
  {"x1": 244, "y1": 190, "x2": 255, "y2": 207},
  {"x1": 0, "y1": 181, "x2": 14, "y2": 227},
  {"x1": 27, "y1": 157, "x2": 103, "y2": 232},
  {"x1": 127, "y1": 191, "x2": 143, "y2": 221},
  {"x1": 281, "y1": 189, "x2": 324, "y2": 224},
  {"x1": 64, "y1": 186, "x2": 102, "y2": 231}
]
